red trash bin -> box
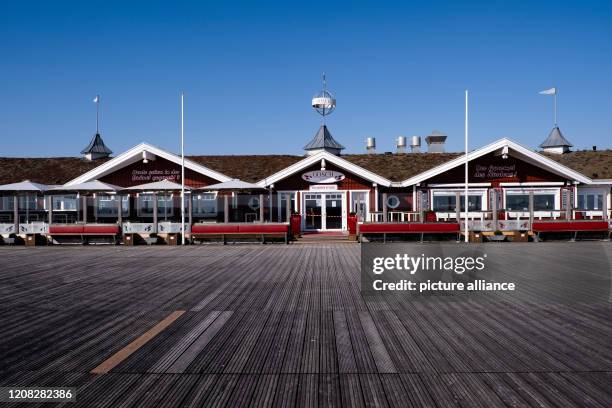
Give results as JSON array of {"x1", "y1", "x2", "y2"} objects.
[
  {"x1": 290, "y1": 214, "x2": 302, "y2": 239},
  {"x1": 347, "y1": 213, "x2": 358, "y2": 239}
]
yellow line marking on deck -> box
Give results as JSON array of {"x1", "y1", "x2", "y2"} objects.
[{"x1": 90, "y1": 310, "x2": 185, "y2": 374}]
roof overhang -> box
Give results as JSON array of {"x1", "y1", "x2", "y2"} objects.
[
  {"x1": 258, "y1": 150, "x2": 392, "y2": 187},
  {"x1": 66, "y1": 143, "x2": 232, "y2": 185},
  {"x1": 399, "y1": 138, "x2": 592, "y2": 187}
]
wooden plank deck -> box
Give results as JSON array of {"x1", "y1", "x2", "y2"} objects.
[{"x1": 0, "y1": 244, "x2": 610, "y2": 407}]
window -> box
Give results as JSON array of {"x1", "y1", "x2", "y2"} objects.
[
  {"x1": 0, "y1": 196, "x2": 14, "y2": 211},
  {"x1": 18, "y1": 196, "x2": 39, "y2": 210},
  {"x1": 432, "y1": 194, "x2": 482, "y2": 211},
  {"x1": 278, "y1": 192, "x2": 297, "y2": 222},
  {"x1": 157, "y1": 194, "x2": 173, "y2": 217},
  {"x1": 578, "y1": 192, "x2": 605, "y2": 210},
  {"x1": 386, "y1": 195, "x2": 400, "y2": 209},
  {"x1": 505, "y1": 190, "x2": 557, "y2": 211},
  {"x1": 96, "y1": 195, "x2": 130, "y2": 217},
  {"x1": 192, "y1": 193, "x2": 217, "y2": 219},
  {"x1": 52, "y1": 195, "x2": 77, "y2": 211}
]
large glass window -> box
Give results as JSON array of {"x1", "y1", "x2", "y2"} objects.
[
  {"x1": 578, "y1": 192, "x2": 604, "y2": 210},
  {"x1": 506, "y1": 192, "x2": 556, "y2": 211},
  {"x1": 0, "y1": 196, "x2": 14, "y2": 211},
  {"x1": 192, "y1": 193, "x2": 217, "y2": 220},
  {"x1": 52, "y1": 195, "x2": 77, "y2": 211},
  {"x1": 137, "y1": 194, "x2": 173, "y2": 217},
  {"x1": 432, "y1": 194, "x2": 482, "y2": 211},
  {"x1": 96, "y1": 195, "x2": 129, "y2": 217},
  {"x1": 18, "y1": 196, "x2": 39, "y2": 210},
  {"x1": 278, "y1": 192, "x2": 297, "y2": 222}
]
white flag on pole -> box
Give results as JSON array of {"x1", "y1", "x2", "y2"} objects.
[
  {"x1": 539, "y1": 87, "x2": 556, "y2": 95},
  {"x1": 93, "y1": 95, "x2": 100, "y2": 103}
]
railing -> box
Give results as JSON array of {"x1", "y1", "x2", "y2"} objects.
[
  {"x1": 573, "y1": 209, "x2": 611, "y2": 220},
  {"x1": 19, "y1": 222, "x2": 49, "y2": 234},
  {"x1": 435, "y1": 211, "x2": 493, "y2": 222},
  {"x1": 122, "y1": 222, "x2": 190, "y2": 234},
  {"x1": 0, "y1": 223, "x2": 16, "y2": 234}
]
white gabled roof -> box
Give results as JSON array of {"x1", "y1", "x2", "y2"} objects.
[
  {"x1": 399, "y1": 138, "x2": 592, "y2": 186},
  {"x1": 66, "y1": 143, "x2": 232, "y2": 185},
  {"x1": 257, "y1": 150, "x2": 392, "y2": 187}
]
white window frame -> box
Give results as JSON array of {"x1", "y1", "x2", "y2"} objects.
[
  {"x1": 503, "y1": 187, "x2": 561, "y2": 218},
  {"x1": 277, "y1": 191, "x2": 297, "y2": 222},
  {"x1": 350, "y1": 190, "x2": 370, "y2": 222},
  {"x1": 52, "y1": 195, "x2": 78, "y2": 211},
  {"x1": 192, "y1": 192, "x2": 218, "y2": 218},
  {"x1": 431, "y1": 188, "x2": 488, "y2": 212}
]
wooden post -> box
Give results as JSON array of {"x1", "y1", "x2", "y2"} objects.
[
  {"x1": 224, "y1": 194, "x2": 229, "y2": 223},
  {"x1": 565, "y1": 189, "x2": 572, "y2": 220},
  {"x1": 285, "y1": 194, "x2": 291, "y2": 222},
  {"x1": 47, "y1": 196, "x2": 53, "y2": 224},
  {"x1": 419, "y1": 190, "x2": 425, "y2": 223},
  {"x1": 492, "y1": 189, "x2": 498, "y2": 230},
  {"x1": 259, "y1": 194, "x2": 264, "y2": 222},
  {"x1": 152, "y1": 193, "x2": 158, "y2": 232},
  {"x1": 82, "y1": 195, "x2": 87, "y2": 224},
  {"x1": 602, "y1": 189, "x2": 609, "y2": 220},
  {"x1": 455, "y1": 191, "x2": 461, "y2": 222},
  {"x1": 528, "y1": 191, "x2": 534, "y2": 228},
  {"x1": 117, "y1": 195, "x2": 122, "y2": 224},
  {"x1": 188, "y1": 193, "x2": 193, "y2": 225},
  {"x1": 13, "y1": 195, "x2": 19, "y2": 233},
  {"x1": 382, "y1": 193, "x2": 388, "y2": 222}
]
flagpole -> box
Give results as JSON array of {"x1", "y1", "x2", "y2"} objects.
[
  {"x1": 181, "y1": 92, "x2": 185, "y2": 245},
  {"x1": 96, "y1": 95, "x2": 100, "y2": 134},
  {"x1": 464, "y1": 90, "x2": 469, "y2": 243},
  {"x1": 554, "y1": 89, "x2": 557, "y2": 127}
]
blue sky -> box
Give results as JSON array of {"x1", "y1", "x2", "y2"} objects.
[{"x1": 1, "y1": 0, "x2": 611, "y2": 157}]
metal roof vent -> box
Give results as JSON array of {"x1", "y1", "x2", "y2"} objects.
[
  {"x1": 410, "y1": 136, "x2": 421, "y2": 153},
  {"x1": 366, "y1": 137, "x2": 376, "y2": 154},
  {"x1": 396, "y1": 136, "x2": 407, "y2": 153},
  {"x1": 425, "y1": 130, "x2": 447, "y2": 153}
]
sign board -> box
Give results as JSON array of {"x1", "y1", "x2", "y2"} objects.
[
  {"x1": 309, "y1": 184, "x2": 338, "y2": 191},
  {"x1": 131, "y1": 169, "x2": 181, "y2": 183},
  {"x1": 302, "y1": 170, "x2": 345, "y2": 184},
  {"x1": 473, "y1": 164, "x2": 516, "y2": 179}
]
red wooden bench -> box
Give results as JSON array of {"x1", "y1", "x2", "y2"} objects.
[
  {"x1": 358, "y1": 222, "x2": 461, "y2": 242},
  {"x1": 48, "y1": 224, "x2": 121, "y2": 244},
  {"x1": 532, "y1": 221, "x2": 610, "y2": 241},
  {"x1": 191, "y1": 223, "x2": 290, "y2": 244}
]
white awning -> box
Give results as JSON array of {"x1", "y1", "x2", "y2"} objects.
[
  {"x1": 125, "y1": 179, "x2": 191, "y2": 191},
  {"x1": 0, "y1": 180, "x2": 50, "y2": 192},
  {"x1": 201, "y1": 179, "x2": 265, "y2": 191},
  {"x1": 51, "y1": 180, "x2": 122, "y2": 192}
]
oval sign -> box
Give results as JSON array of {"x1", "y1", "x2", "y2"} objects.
[{"x1": 302, "y1": 170, "x2": 345, "y2": 184}]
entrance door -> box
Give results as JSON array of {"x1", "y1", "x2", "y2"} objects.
[
  {"x1": 304, "y1": 193, "x2": 322, "y2": 230},
  {"x1": 303, "y1": 192, "x2": 345, "y2": 231}
]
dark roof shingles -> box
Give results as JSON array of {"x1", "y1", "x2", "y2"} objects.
[{"x1": 0, "y1": 150, "x2": 610, "y2": 186}]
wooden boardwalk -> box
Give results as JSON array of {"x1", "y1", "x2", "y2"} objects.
[{"x1": 0, "y1": 244, "x2": 610, "y2": 407}]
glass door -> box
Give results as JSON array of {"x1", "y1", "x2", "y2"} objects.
[
  {"x1": 304, "y1": 193, "x2": 322, "y2": 230},
  {"x1": 325, "y1": 193, "x2": 343, "y2": 229},
  {"x1": 350, "y1": 192, "x2": 368, "y2": 222},
  {"x1": 303, "y1": 192, "x2": 346, "y2": 231}
]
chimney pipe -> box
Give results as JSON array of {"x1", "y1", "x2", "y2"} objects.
[
  {"x1": 366, "y1": 137, "x2": 376, "y2": 154},
  {"x1": 410, "y1": 136, "x2": 421, "y2": 153},
  {"x1": 396, "y1": 136, "x2": 407, "y2": 154}
]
